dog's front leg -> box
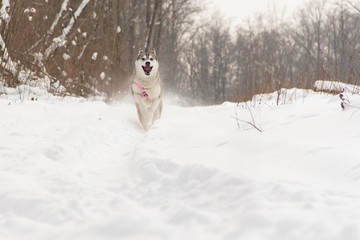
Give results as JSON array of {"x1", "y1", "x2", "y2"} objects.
[
  {"x1": 140, "y1": 106, "x2": 151, "y2": 130},
  {"x1": 139, "y1": 99, "x2": 160, "y2": 130},
  {"x1": 134, "y1": 102, "x2": 148, "y2": 130},
  {"x1": 147, "y1": 98, "x2": 162, "y2": 125},
  {"x1": 134, "y1": 94, "x2": 151, "y2": 130},
  {"x1": 151, "y1": 99, "x2": 162, "y2": 124},
  {"x1": 141, "y1": 114, "x2": 150, "y2": 130},
  {"x1": 143, "y1": 105, "x2": 154, "y2": 130}
]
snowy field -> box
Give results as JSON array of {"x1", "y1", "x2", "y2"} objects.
[{"x1": 1, "y1": 86, "x2": 360, "y2": 240}]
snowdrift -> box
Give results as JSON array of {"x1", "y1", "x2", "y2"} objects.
[
  {"x1": 314, "y1": 80, "x2": 360, "y2": 94},
  {"x1": 1, "y1": 85, "x2": 360, "y2": 240}
]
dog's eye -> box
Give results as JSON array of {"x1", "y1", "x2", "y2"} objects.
[
  {"x1": 142, "y1": 58, "x2": 146, "y2": 61},
  {"x1": 150, "y1": 58, "x2": 153, "y2": 61}
]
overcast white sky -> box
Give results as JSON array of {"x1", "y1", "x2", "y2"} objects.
[{"x1": 207, "y1": 0, "x2": 309, "y2": 24}]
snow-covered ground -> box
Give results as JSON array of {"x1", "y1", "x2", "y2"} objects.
[{"x1": 1, "y1": 86, "x2": 360, "y2": 240}]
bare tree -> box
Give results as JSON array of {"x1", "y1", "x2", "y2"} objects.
[
  {"x1": 145, "y1": 0, "x2": 162, "y2": 52},
  {"x1": 1, "y1": 0, "x2": 360, "y2": 104}
]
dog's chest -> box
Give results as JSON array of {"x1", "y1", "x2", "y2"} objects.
[
  {"x1": 146, "y1": 84, "x2": 161, "y2": 99},
  {"x1": 132, "y1": 82, "x2": 161, "y2": 101}
]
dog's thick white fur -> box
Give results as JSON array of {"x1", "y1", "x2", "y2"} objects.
[{"x1": 131, "y1": 49, "x2": 163, "y2": 130}]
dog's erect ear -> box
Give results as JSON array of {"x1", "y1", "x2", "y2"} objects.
[
  {"x1": 137, "y1": 49, "x2": 144, "y2": 59},
  {"x1": 150, "y1": 48, "x2": 156, "y2": 56}
]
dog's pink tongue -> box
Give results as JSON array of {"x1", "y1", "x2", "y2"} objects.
[{"x1": 144, "y1": 66, "x2": 151, "y2": 72}]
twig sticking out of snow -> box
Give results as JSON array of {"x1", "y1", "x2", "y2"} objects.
[
  {"x1": 340, "y1": 91, "x2": 350, "y2": 110},
  {"x1": 339, "y1": 91, "x2": 360, "y2": 111},
  {"x1": 233, "y1": 101, "x2": 263, "y2": 132}
]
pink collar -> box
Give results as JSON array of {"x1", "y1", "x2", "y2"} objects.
[{"x1": 134, "y1": 81, "x2": 150, "y2": 100}]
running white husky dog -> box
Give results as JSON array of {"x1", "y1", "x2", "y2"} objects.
[{"x1": 131, "y1": 48, "x2": 163, "y2": 130}]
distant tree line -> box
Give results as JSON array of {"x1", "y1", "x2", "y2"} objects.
[
  {"x1": 182, "y1": 0, "x2": 360, "y2": 104},
  {"x1": 1, "y1": 0, "x2": 360, "y2": 104}
]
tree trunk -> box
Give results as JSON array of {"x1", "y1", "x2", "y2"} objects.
[{"x1": 145, "y1": 0, "x2": 162, "y2": 52}]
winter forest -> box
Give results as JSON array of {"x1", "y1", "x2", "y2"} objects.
[
  {"x1": 2, "y1": 1, "x2": 360, "y2": 239},
  {"x1": 1, "y1": 0, "x2": 360, "y2": 104}
]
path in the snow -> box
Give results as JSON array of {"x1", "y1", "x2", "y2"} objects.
[{"x1": 1, "y1": 90, "x2": 360, "y2": 240}]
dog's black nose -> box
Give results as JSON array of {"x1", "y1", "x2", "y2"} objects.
[{"x1": 145, "y1": 61, "x2": 150, "y2": 66}]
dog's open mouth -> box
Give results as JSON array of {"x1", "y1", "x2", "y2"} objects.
[{"x1": 142, "y1": 66, "x2": 153, "y2": 75}]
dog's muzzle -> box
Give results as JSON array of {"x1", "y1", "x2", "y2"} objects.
[{"x1": 142, "y1": 62, "x2": 153, "y2": 75}]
